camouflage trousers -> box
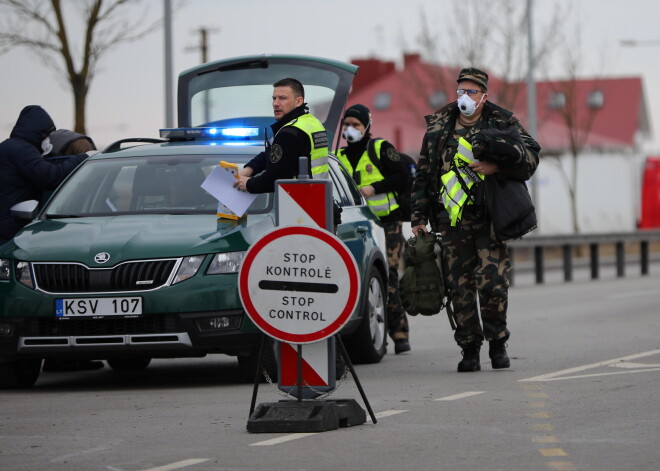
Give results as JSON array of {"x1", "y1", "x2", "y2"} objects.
[
  {"x1": 384, "y1": 220, "x2": 409, "y2": 340},
  {"x1": 439, "y1": 221, "x2": 511, "y2": 348}
]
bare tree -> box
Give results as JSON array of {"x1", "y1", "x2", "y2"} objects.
[
  {"x1": 0, "y1": 0, "x2": 163, "y2": 134},
  {"x1": 540, "y1": 21, "x2": 608, "y2": 234},
  {"x1": 412, "y1": 0, "x2": 564, "y2": 112}
]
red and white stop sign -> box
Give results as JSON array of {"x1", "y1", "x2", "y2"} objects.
[{"x1": 238, "y1": 225, "x2": 360, "y2": 344}]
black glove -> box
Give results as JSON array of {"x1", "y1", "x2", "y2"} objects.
[{"x1": 471, "y1": 126, "x2": 524, "y2": 165}]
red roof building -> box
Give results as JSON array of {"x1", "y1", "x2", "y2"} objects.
[{"x1": 345, "y1": 54, "x2": 650, "y2": 156}]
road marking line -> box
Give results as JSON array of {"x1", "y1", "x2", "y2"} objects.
[
  {"x1": 533, "y1": 436, "x2": 558, "y2": 444},
  {"x1": 519, "y1": 348, "x2": 660, "y2": 382},
  {"x1": 434, "y1": 391, "x2": 485, "y2": 401},
  {"x1": 533, "y1": 423, "x2": 554, "y2": 432},
  {"x1": 611, "y1": 361, "x2": 660, "y2": 368},
  {"x1": 529, "y1": 401, "x2": 546, "y2": 408},
  {"x1": 547, "y1": 462, "x2": 576, "y2": 471},
  {"x1": 250, "y1": 409, "x2": 409, "y2": 446},
  {"x1": 251, "y1": 433, "x2": 319, "y2": 446},
  {"x1": 526, "y1": 367, "x2": 660, "y2": 382},
  {"x1": 539, "y1": 448, "x2": 568, "y2": 457},
  {"x1": 373, "y1": 409, "x2": 409, "y2": 419},
  {"x1": 143, "y1": 459, "x2": 209, "y2": 471}
]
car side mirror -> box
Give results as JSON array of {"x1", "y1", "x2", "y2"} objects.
[{"x1": 10, "y1": 200, "x2": 39, "y2": 220}]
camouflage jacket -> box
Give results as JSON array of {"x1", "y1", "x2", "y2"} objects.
[{"x1": 411, "y1": 100, "x2": 541, "y2": 230}]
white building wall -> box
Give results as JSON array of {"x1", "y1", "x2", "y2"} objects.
[{"x1": 532, "y1": 152, "x2": 646, "y2": 235}]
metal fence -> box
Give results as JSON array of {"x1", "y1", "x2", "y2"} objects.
[{"x1": 507, "y1": 229, "x2": 660, "y2": 285}]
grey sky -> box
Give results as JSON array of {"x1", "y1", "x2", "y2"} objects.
[{"x1": 2, "y1": 0, "x2": 659, "y2": 152}]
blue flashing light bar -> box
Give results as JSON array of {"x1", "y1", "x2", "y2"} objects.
[{"x1": 160, "y1": 127, "x2": 260, "y2": 140}]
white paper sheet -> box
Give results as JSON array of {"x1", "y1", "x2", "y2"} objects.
[{"x1": 201, "y1": 166, "x2": 257, "y2": 217}]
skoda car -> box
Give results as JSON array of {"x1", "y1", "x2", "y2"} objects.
[{"x1": 0, "y1": 55, "x2": 388, "y2": 388}]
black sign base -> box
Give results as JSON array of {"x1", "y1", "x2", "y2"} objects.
[{"x1": 247, "y1": 398, "x2": 366, "y2": 433}]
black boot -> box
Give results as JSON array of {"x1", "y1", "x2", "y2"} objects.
[
  {"x1": 394, "y1": 338, "x2": 411, "y2": 354},
  {"x1": 457, "y1": 344, "x2": 481, "y2": 372},
  {"x1": 489, "y1": 339, "x2": 510, "y2": 369}
]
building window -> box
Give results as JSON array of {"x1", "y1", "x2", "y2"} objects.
[
  {"x1": 429, "y1": 91, "x2": 447, "y2": 109},
  {"x1": 549, "y1": 92, "x2": 565, "y2": 109},
  {"x1": 373, "y1": 92, "x2": 391, "y2": 110},
  {"x1": 588, "y1": 90, "x2": 604, "y2": 109}
]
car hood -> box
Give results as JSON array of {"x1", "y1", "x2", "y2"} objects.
[{"x1": 8, "y1": 214, "x2": 275, "y2": 266}]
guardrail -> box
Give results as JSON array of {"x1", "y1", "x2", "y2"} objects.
[{"x1": 507, "y1": 230, "x2": 660, "y2": 285}]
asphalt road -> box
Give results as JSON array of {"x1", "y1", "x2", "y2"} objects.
[{"x1": 1, "y1": 273, "x2": 659, "y2": 471}]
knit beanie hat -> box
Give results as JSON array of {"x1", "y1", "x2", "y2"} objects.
[{"x1": 343, "y1": 104, "x2": 372, "y2": 128}]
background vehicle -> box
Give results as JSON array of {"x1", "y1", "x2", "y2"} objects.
[{"x1": 0, "y1": 55, "x2": 388, "y2": 388}]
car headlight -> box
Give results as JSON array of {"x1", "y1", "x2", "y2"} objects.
[
  {"x1": 0, "y1": 259, "x2": 10, "y2": 281},
  {"x1": 16, "y1": 261, "x2": 33, "y2": 288},
  {"x1": 172, "y1": 255, "x2": 205, "y2": 285},
  {"x1": 207, "y1": 251, "x2": 246, "y2": 274}
]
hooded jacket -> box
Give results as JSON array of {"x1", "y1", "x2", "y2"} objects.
[{"x1": 0, "y1": 105, "x2": 87, "y2": 242}]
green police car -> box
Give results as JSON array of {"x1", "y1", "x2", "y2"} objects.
[{"x1": 0, "y1": 55, "x2": 389, "y2": 388}]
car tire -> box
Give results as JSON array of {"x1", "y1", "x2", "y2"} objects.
[
  {"x1": 343, "y1": 266, "x2": 387, "y2": 364},
  {"x1": 107, "y1": 357, "x2": 151, "y2": 371},
  {"x1": 0, "y1": 358, "x2": 43, "y2": 389},
  {"x1": 237, "y1": 335, "x2": 278, "y2": 383}
]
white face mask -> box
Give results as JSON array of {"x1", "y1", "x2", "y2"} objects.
[
  {"x1": 342, "y1": 126, "x2": 363, "y2": 143},
  {"x1": 457, "y1": 93, "x2": 485, "y2": 117},
  {"x1": 41, "y1": 137, "x2": 53, "y2": 156}
]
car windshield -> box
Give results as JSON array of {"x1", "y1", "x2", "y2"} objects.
[{"x1": 44, "y1": 155, "x2": 270, "y2": 217}]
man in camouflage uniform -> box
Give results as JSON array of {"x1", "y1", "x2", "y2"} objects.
[
  {"x1": 336, "y1": 104, "x2": 411, "y2": 354},
  {"x1": 411, "y1": 68, "x2": 540, "y2": 371}
]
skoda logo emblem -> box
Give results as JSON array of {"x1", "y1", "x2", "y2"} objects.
[{"x1": 94, "y1": 252, "x2": 111, "y2": 264}]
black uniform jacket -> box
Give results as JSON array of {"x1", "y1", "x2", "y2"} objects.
[{"x1": 0, "y1": 106, "x2": 87, "y2": 242}]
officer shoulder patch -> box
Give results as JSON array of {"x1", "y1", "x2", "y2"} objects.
[
  {"x1": 270, "y1": 144, "x2": 283, "y2": 163},
  {"x1": 386, "y1": 147, "x2": 400, "y2": 162}
]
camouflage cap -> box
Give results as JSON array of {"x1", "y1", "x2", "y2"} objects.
[{"x1": 457, "y1": 67, "x2": 488, "y2": 91}]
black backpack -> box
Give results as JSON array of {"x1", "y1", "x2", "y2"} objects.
[{"x1": 367, "y1": 140, "x2": 416, "y2": 222}]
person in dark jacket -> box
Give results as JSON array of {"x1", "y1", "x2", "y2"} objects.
[
  {"x1": 336, "y1": 104, "x2": 412, "y2": 354},
  {"x1": 0, "y1": 106, "x2": 88, "y2": 245},
  {"x1": 235, "y1": 77, "x2": 341, "y2": 225},
  {"x1": 48, "y1": 129, "x2": 96, "y2": 157},
  {"x1": 235, "y1": 78, "x2": 328, "y2": 193}
]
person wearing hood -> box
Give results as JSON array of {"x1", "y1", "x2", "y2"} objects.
[
  {"x1": 336, "y1": 104, "x2": 412, "y2": 355},
  {"x1": 47, "y1": 128, "x2": 96, "y2": 158},
  {"x1": 0, "y1": 106, "x2": 89, "y2": 245},
  {"x1": 235, "y1": 77, "x2": 329, "y2": 194}
]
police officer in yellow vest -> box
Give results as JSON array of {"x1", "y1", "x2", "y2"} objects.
[
  {"x1": 236, "y1": 78, "x2": 329, "y2": 193},
  {"x1": 337, "y1": 104, "x2": 412, "y2": 354}
]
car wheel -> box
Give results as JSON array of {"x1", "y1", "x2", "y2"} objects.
[
  {"x1": 344, "y1": 266, "x2": 387, "y2": 364},
  {"x1": 237, "y1": 335, "x2": 278, "y2": 383},
  {"x1": 0, "y1": 358, "x2": 43, "y2": 389},
  {"x1": 107, "y1": 357, "x2": 151, "y2": 371}
]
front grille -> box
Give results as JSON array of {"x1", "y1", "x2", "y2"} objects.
[
  {"x1": 23, "y1": 314, "x2": 183, "y2": 337},
  {"x1": 33, "y1": 259, "x2": 177, "y2": 293}
]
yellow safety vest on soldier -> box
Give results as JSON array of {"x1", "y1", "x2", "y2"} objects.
[
  {"x1": 440, "y1": 137, "x2": 485, "y2": 226},
  {"x1": 282, "y1": 113, "x2": 329, "y2": 179},
  {"x1": 337, "y1": 139, "x2": 400, "y2": 218}
]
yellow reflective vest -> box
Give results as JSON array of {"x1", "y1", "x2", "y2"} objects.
[
  {"x1": 337, "y1": 139, "x2": 400, "y2": 218},
  {"x1": 282, "y1": 113, "x2": 329, "y2": 179},
  {"x1": 440, "y1": 137, "x2": 485, "y2": 226}
]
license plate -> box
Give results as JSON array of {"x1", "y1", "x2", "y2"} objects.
[{"x1": 55, "y1": 297, "x2": 142, "y2": 318}]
